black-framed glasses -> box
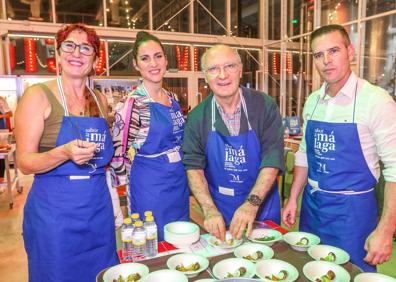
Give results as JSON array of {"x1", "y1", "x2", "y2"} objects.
[{"x1": 60, "y1": 41, "x2": 95, "y2": 56}]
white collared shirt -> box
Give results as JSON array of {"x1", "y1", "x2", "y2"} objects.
[{"x1": 295, "y1": 72, "x2": 396, "y2": 182}]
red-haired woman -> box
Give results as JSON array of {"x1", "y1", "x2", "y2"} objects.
[{"x1": 15, "y1": 24, "x2": 118, "y2": 282}]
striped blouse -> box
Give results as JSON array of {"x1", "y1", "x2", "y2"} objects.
[{"x1": 110, "y1": 83, "x2": 178, "y2": 187}]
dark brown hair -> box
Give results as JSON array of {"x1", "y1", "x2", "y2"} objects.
[
  {"x1": 132, "y1": 31, "x2": 165, "y2": 60},
  {"x1": 55, "y1": 23, "x2": 100, "y2": 58},
  {"x1": 311, "y1": 24, "x2": 351, "y2": 47}
]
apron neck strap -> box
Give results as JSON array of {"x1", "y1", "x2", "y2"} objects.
[
  {"x1": 211, "y1": 89, "x2": 252, "y2": 131},
  {"x1": 141, "y1": 82, "x2": 170, "y2": 105},
  {"x1": 352, "y1": 81, "x2": 358, "y2": 123},
  {"x1": 310, "y1": 81, "x2": 359, "y2": 122},
  {"x1": 56, "y1": 76, "x2": 104, "y2": 118},
  {"x1": 57, "y1": 76, "x2": 69, "y2": 116}
]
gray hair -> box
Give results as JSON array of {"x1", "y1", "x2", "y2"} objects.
[{"x1": 201, "y1": 44, "x2": 242, "y2": 71}]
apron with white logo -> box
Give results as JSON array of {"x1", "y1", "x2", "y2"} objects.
[
  {"x1": 204, "y1": 94, "x2": 280, "y2": 226},
  {"x1": 129, "y1": 85, "x2": 189, "y2": 241},
  {"x1": 300, "y1": 83, "x2": 377, "y2": 272},
  {"x1": 23, "y1": 78, "x2": 118, "y2": 282}
]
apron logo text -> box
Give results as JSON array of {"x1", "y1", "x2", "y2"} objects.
[
  {"x1": 84, "y1": 128, "x2": 106, "y2": 153},
  {"x1": 225, "y1": 144, "x2": 246, "y2": 168},
  {"x1": 314, "y1": 129, "x2": 336, "y2": 154},
  {"x1": 171, "y1": 110, "x2": 184, "y2": 134}
]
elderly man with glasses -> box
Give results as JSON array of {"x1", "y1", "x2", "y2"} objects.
[{"x1": 183, "y1": 44, "x2": 285, "y2": 241}]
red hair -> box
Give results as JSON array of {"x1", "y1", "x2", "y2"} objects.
[{"x1": 55, "y1": 23, "x2": 100, "y2": 57}]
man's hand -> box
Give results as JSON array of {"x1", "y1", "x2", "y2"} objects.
[
  {"x1": 229, "y1": 202, "x2": 259, "y2": 240},
  {"x1": 364, "y1": 228, "x2": 393, "y2": 265},
  {"x1": 204, "y1": 207, "x2": 226, "y2": 241},
  {"x1": 282, "y1": 198, "x2": 298, "y2": 229}
]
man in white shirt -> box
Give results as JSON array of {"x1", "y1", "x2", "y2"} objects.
[{"x1": 282, "y1": 24, "x2": 396, "y2": 272}]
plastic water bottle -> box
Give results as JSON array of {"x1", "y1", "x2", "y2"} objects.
[
  {"x1": 144, "y1": 210, "x2": 152, "y2": 218},
  {"x1": 131, "y1": 220, "x2": 146, "y2": 261},
  {"x1": 144, "y1": 215, "x2": 158, "y2": 258},
  {"x1": 121, "y1": 218, "x2": 133, "y2": 262},
  {"x1": 131, "y1": 213, "x2": 140, "y2": 226}
]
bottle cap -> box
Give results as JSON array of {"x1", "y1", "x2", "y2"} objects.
[
  {"x1": 131, "y1": 213, "x2": 140, "y2": 220},
  {"x1": 144, "y1": 210, "x2": 152, "y2": 217},
  {"x1": 123, "y1": 218, "x2": 132, "y2": 225},
  {"x1": 145, "y1": 216, "x2": 154, "y2": 222},
  {"x1": 134, "y1": 220, "x2": 143, "y2": 227}
]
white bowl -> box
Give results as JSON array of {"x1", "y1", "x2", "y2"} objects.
[
  {"x1": 303, "y1": 261, "x2": 351, "y2": 282},
  {"x1": 142, "y1": 269, "x2": 188, "y2": 282},
  {"x1": 283, "y1": 231, "x2": 320, "y2": 251},
  {"x1": 208, "y1": 231, "x2": 243, "y2": 249},
  {"x1": 195, "y1": 279, "x2": 217, "y2": 282},
  {"x1": 354, "y1": 273, "x2": 396, "y2": 282},
  {"x1": 234, "y1": 243, "x2": 274, "y2": 262},
  {"x1": 255, "y1": 259, "x2": 299, "y2": 282},
  {"x1": 213, "y1": 257, "x2": 255, "y2": 280},
  {"x1": 247, "y1": 228, "x2": 283, "y2": 246},
  {"x1": 167, "y1": 253, "x2": 209, "y2": 278},
  {"x1": 308, "y1": 244, "x2": 350, "y2": 265},
  {"x1": 103, "y1": 262, "x2": 149, "y2": 282},
  {"x1": 164, "y1": 221, "x2": 200, "y2": 248}
]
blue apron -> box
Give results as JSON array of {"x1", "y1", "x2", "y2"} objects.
[
  {"x1": 23, "y1": 78, "x2": 119, "y2": 282},
  {"x1": 204, "y1": 93, "x2": 280, "y2": 226},
  {"x1": 300, "y1": 83, "x2": 377, "y2": 272},
  {"x1": 129, "y1": 86, "x2": 189, "y2": 241}
]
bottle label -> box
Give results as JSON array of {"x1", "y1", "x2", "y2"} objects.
[
  {"x1": 146, "y1": 226, "x2": 157, "y2": 240},
  {"x1": 132, "y1": 232, "x2": 146, "y2": 246},
  {"x1": 121, "y1": 229, "x2": 133, "y2": 242}
]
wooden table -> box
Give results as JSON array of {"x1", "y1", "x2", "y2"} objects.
[
  {"x1": 0, "y1": 144, "x2": 22, "y2": 209},
  {"x1": 96, "y1": 238, "x2": 362, "y2": 281}
]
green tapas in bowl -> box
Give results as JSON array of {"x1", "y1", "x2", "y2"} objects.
[
  {"x1": 283, "y1": 231, "x2": 320, "y2": 251},
  {"x1": 208, "y1": 231, "x2": 243, "y2": 249},
  {"x1": 303, "y1": 261, "x2": 350, "y2": 282},
  {"x1": 102, "y1": 262, "x2": 149, "y2": 282},
  {"x1": 213, "y1": 258, "x2": 255, "y2": 279},
  {"x1": 308, "y1": 244, "x2": 350, "y2": 265},
  {"x1": 234, "y1": 243, "x2": 274, "y2": 262},
  {"x1": 247, "y1": 229, "x2": 283, "y2": 246},
  {"x1": 255, "y1": 259, "x2": 299, "y2": 282},
  {"x1": 167, "y1": 253, "x2": 209, "y2": 278}
]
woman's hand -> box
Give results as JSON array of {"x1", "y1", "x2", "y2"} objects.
[{"x1": 63, "y1": 139, "x2": 98, "y2": 165}]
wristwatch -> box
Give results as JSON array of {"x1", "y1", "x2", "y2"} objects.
[{"x1": 246, "y1": 194, "x2": 263, "y2": 206}]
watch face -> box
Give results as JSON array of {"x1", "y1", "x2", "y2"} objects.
[{"x1": 248, "y1": 194, "x2": 262, "y2": 206}]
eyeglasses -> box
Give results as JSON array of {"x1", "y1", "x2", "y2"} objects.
[
  {"x1": 204, "y1": 62, "x2": 240, "y2": 76},
  {"x1": 60, "y1": 41, "x2": 95, "y2": 56}
]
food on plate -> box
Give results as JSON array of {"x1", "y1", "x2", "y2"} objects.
[
  {"x1": 315, "y1": 270, "x2": 336, "y2": 282},
  {"x1": 226, "y1": 266, "x2": 247, "y2": 278},
  {"x1": 320, "y1": 252, "x2": 337, "y2": 262},
  {"x1": 175, "y1": 262, "x2": 201, "y2": 272},
  {"x1": 254, "y1": 236, "x2": 276, "y2": 242},
  {"x1": 296, "y1": 237, "x2": 309, "y2": 246},
  {"x1": 214, "y1": 238, "x2": 234, "y2": 246},
  {"x1": 113, "y1": 272, "x2": 142, "y2": 282},
  {"x1": 264, "y1": 270, "x2": 289, "y2": 281},
  {"x1": 243, "y1": 250, "x2": 264, "y2": 261}
]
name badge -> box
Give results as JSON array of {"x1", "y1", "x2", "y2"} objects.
[
  {"x1": 167, "y1": 151, "x2": 181, "y2": 163},
  {"x1": 219, "y1": 186, "x2": 235, "y2": 196},
  {"x1": 69, "y1": 175, "x2": 90, "y2": 180}
]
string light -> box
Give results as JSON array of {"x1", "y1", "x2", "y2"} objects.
[{"x1": 24, "y1": 38, "x2": 37, "y2": 73}]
